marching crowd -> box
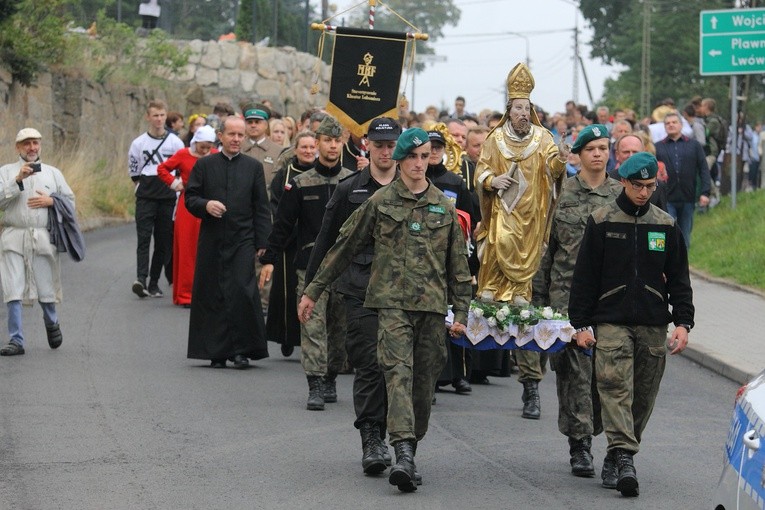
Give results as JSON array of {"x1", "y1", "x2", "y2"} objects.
[{"x1": 4, "y1": 61, "x2": 761, "y2": 497}]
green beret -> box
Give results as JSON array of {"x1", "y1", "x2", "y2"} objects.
[
  {"x1": 618, "y1": 152, "x2": 658, "y2": 180},
  {"x1": 571, "y1": 123, "x2": 610, "y2": 154},
  {"x1": 315, "y1": 116, "x2": 343, "y2": 138},
  {"x1": 392, "y1": 128, "x2": 430, "y2": 161}
]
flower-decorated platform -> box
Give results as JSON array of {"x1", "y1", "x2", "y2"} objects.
[{"x1": 447, "y1": 300, "x2": 577, "y2": 353}]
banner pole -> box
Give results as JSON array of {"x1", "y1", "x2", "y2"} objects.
[{"x1": 369, "y1": 0, "x2": 376, "y2": 30}]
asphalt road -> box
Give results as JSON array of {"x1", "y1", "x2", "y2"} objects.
[{"x1": 0, "y1": 224, "x2": 739, "y2": 509}]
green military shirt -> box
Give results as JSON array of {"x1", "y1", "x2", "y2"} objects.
[
  {"x1": 533, "y1": 174, "x2": 623, "y2": 312},
  {"x1": 304, "y1": 178, "x2": 473, "y2": 324}
]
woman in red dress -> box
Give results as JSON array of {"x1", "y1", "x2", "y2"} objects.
[{"x1": 158, "y1": 125, "x2": 218, "y2": 306}]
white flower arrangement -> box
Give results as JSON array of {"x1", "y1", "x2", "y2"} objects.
[{"x1": 469, "y1": 300, "x2": 568, "y2": 330}]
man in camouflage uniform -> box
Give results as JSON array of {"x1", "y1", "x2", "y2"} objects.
[
  {"x1": 532, "y1": 125, "x2": 621, "y2": 483},
  {"x1": 304, "y1": 117, "x2": 401, "y2": 474},
  {"x1": 260, "y1": 116, "x2": 353, "y2": 411},
  {"x1": 569, "y1": 152, "x2": 694, "y2": 498},
  {"x1": 298, "y1": 128, "x2": 472, "y2": 492}
]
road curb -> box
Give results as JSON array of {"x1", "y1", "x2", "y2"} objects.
[
  {"x1": 682, "y1": 343, "x2": 753, "y2": 386},
  {"x1": 80, "y1": 216, "x2": 133, "y2": 232},
  {"x1": 690, "y1": 267, "x2": 765, "y2": 299}
]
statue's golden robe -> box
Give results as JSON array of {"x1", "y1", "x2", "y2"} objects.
[{"x1": 474, "y1": 124, "x2": 566, "y2": 302}]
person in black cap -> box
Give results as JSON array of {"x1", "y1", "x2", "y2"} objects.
[
  {"x1": 303, "y1": 116, "x2": 401, "y2": 473},
  {"x1": 426, "y1": 130, "x2": 476, "y2": 396},
  {"x1": 569, "y1": 151, "x2": 695, "y2": 498}
]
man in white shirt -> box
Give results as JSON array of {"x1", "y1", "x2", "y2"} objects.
[{"x1": 0, "y1": 128, "x2": 75, "y2": 356}]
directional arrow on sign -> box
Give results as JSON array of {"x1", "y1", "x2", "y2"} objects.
[{"x1": 700, "y1": 8, "x2": 765, "y2": 75}]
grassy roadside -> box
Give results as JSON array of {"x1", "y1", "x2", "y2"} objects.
[{"x1": 689, "y1": 189, "x2": 765, "y2": 291}]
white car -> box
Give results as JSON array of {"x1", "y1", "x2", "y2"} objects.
[{"x1": 714, "y1": 370, "x2": 765, "y2": 510}]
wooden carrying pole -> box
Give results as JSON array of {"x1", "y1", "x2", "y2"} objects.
[{"x1": 309, "y1": 22, "x2": 428, "y2": 40}]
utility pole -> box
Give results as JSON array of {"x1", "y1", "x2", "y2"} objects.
[
  {"x1": 252, "y1": 0, "x2": 257, "y2": 44},
  {"x1": 272, "y1": 0, "x2": 279, "y2": 46},
  {"x1": 572, "y1": 23, "x2": 579, "y2": 103},
  {"x1": 640, "y1": 0, "x2": 652, "y2": 117},
  {"x1": 303, "y1": 0, "x2": 310, "y2": 52}
]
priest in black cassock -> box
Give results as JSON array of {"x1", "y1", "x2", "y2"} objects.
[{"x1": 185, "y1": 116, "x2": 271, "y2": 369}]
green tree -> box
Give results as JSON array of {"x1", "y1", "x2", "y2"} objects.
[
  {"x1": 0, "y1": 0, "x2": 71, "y2": 85},
  {"x1": 344, "y1": 0, "x2": 461, "y2": 69},
  {"x1": 0, "y1": 0, "x2": 19, "y2": 20},
  {"x1": 578, "y1": 0, "x2": 765, "y2": 117},
  {"x1": 235, "y1": 0, "x2": 317, "y2": 49}
]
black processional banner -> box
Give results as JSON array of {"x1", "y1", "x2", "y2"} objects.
[{"x1": 326, "y1": 27, "x2": 407, "y2": 139}]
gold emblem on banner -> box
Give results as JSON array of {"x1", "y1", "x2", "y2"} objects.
[{"x1": 357, "y1": 52, "x2": 376, "y2": 87}]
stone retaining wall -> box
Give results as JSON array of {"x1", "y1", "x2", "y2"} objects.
[{"x1": 0, "y1": 40, "x2": 330, "y2": 149}]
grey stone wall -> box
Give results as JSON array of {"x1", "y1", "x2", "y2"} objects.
[
  {"x1": 0, "y1": 41, "x2": 330, "y2": 149},
  {"x1": 170, "y1": 40, "x2": 330, "y2": 119}
]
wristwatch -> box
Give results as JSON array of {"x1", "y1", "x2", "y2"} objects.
[{"x1": 678, "y1": 324, "x2": 692, "y2": 332}]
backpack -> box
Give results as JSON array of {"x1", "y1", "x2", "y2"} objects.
[{"x1": 706, "y1": 113, "x2": 728, "y2": 149}]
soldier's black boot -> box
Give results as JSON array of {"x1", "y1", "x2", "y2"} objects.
[
  {"x1": 378, "y1": 436, "x2": 392, "y2": 466},
  {"x1": 306, "y1": 376, "x2": 325, "y2": 411},
  {"x1": 360, "y1": 423, "x2": 386, "y2": 475},
  {"x1": 388, "y1": 440, "x2": 417, "y2": 492},
  {"x1": 601, "y1": 449, "x2": 618, "y2": 489},
  {"x1": 413, "y1": 440, "x2": 422, "y2": 486},
  {"x1": 615, "y1": 448, "x2": 639, "y2": 497},
  {"x1": 323, "y1": 372, "x2": 337, "y2": 403},
  {"x1": 568, "y1": 436, "x2": 595, "y2": 477},
  {"x1": 521, "y1": 381, "x2": 541, "y2": 419}
]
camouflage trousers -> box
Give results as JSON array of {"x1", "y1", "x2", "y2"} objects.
[
  {"x1": 595, "y1": 323, "x2": 667, "y2": 454},
  {"x1": 377, "y1": 308, "x2": 447, "y2": 444},
  {"x1": 296, "y1": 270, "x2": 347, "y2": 376},
  {"x1": 516, "y1": 349, "x2": 548, "y2": 383},
  {"x1": 550, "y1": 345, "x2": 603, "y2": 440}
]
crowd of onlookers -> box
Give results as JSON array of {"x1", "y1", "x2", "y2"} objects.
[
  {"x1": 167, "y1": 95, "x2": 763, "y2": 200},
  {"x1": 156, "y1": 94, "x2": 764, "y2": 271}
]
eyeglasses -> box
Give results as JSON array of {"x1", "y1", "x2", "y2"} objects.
[{"x1": 628, "y1": 180, "x2": 657, "y2": 192}]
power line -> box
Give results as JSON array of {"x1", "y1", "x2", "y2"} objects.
[{"x1": 442, "y1": 28, "x2": 575, "y2": 38}]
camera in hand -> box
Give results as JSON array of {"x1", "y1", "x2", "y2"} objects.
[{"x1": 30, "y1": 162, "x2": 41, "y2": 173}]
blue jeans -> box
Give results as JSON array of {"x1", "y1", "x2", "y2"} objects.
[
  {"x1": 8, "y1": 300, "x2": 58, "y2": 348},
  {"x1": 666, "y1": 202, "x2": 695, "y2": 249}
]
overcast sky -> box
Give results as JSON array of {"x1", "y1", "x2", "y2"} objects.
[{"x1": 337, "y1": 0, "x2": 623, "y2": 116}]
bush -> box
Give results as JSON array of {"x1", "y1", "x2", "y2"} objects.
[
  {"x1": 0, "y1": 0, "x2": 70, "y2": 85},
  {"x1": 0, "y1": 2, "x2": 189, "y2": 87},
  {"x1": 79, "y1": 12, "x2": 189, "y2": 86}
]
